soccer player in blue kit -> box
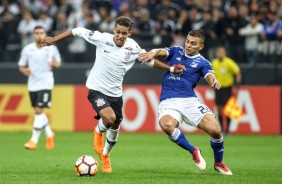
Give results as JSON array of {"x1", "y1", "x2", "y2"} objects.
[{"x1": 139, "y1": 30, "x2": 232, "y2": 175}]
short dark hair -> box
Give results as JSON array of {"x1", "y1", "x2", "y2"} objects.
[
  {"x1": 115, "y1": 16, "x2": 134, "y2": 30},
  {"x1": 33, "y1": 25, "x2": 45, "y2": 32},
  {"x1": 188, "y1": 30, "x2": 205, "y2": 43}
]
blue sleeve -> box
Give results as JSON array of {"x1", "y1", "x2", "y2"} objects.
[
  {"x1": 164, "y1": 46, "x2": 176, "y2": 61},
  {"x1": 201, "y1": 60, "x2": 215, "y2": 78}
]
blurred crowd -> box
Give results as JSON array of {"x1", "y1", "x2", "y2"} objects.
[{"x1": 0, "y1": 0, "x2": 282, "y2": 63}]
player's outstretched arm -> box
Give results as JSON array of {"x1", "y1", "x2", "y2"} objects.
[
  {"x1": 206, "y1": 73, "x2": 221, "y2": 90},
  {"x1": 139, "y1": 49, "x2": 167, "y2": 64},
  {"x1": 40, "y1": 30, "x2": 73, "y2": 47},
  {"x1": 147, "y1": 59, "x2": 185, "y2": 73}
]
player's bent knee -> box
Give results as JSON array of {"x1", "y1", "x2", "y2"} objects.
[
  {"x1": 102, "y1": 114, "x2": 116, "y2": 125},
  {"x1": 159, "y1": 120, "x2": 175, "y2": 134},
  {"x1": 210, "y1": 128, "x2": 222, "y2": 139}
]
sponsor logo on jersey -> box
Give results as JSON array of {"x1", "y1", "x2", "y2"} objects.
[
  {"x1": 124, "y1": 47, "x2": 133, "y2": 51},
  {"x1": 104, "y1": 50, "x2": 110, "y2": 53},
  {"x1": 95, "y1": 98, "x2": 106, "y2": 107},
  {"x1": 88, "y1": 31, "x2": 94, "y2": 36},
  {"x1": 106, "y1": 42, "x2": 114, "y2": 47}
]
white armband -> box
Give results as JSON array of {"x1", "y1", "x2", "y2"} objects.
[{"x1": 144, "y1": 59, "x2": 155, "y2": 67}]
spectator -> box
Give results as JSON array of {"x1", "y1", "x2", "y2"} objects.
[
  {"x1": 21, "y1": 0, "x2": 41, "y2": 18},
  {"x1": 98, "y1": 6, "x2": 115, "y2": 33},
  {"x1": 52, "y1": 10, "x2": 70, "y2": 62},
  {"x1": 222, "y1": 6, "x2": 247, "y2": 62},
  {"x1": 239, "y1": 14, "x2": 264, "y2": 64},
  {"x1": 41, "y1": 0, "x2": 58, "y2": 19},
  {"x1": 17, "y1": 10, "x2": 37, "y2": 47},
  {"x1": 2, "y1": 11, "x2": 21, "y2": 62},
  {"x1": 260, "y1": 11, "x2": 282, "y2": 40},
  {"x1": 37, "y1": 11, "x2": 53, "y2": 34}
]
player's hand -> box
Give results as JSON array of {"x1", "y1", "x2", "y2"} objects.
[
  {"x1": 232, "y1": 86, "x2": 238, "y2": 96},
  {"x1": 170, "y1": 64, "x2": 186, "y2": 73},
  {"x1": 22, "y1": 67, "x2": 31, "y2": 76},
  {"x1": 211, "y1": 78, "x2": 221, "y2": 90},
  {"x1": 138, "y1": 51, "x2": 156, "y2": 64},
  {"x1": 40, "y1": 37, "x2": 54, "y2": 47}
]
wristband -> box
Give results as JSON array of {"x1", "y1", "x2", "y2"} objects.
[
  {"x1": 170, "y1": 66, "x2": 175, "y2": 73},
  {"x1": 143, "y1": 59, "x2": 155, "y2": 67}
]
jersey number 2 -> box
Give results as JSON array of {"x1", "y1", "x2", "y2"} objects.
[{"x1": 198, "y1": 106, "x2": 211, "y2": 114}]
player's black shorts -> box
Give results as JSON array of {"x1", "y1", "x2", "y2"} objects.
[
  {"x1": 87, "y1": 89, "x2": 123, "y2": 122},
  {"x1": 215, "y1": 87, "x2": 232, "y2": 106},
  {"x1": 29, "y1": 90, "x2": 52, "y2": 108}
]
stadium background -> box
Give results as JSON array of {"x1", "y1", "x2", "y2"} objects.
[{"x1": 0, "y1": 0, "x2": 281, "y2": 134}]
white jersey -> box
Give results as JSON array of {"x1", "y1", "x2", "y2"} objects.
[
  {"x1": 72, "y1": 27, "x2": 143, "y2": 97},
  {"x1": 18, "y1": 43, "x2": 61, "y2": 91}
]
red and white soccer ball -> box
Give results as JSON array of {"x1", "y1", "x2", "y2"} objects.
[{"x1": 75, "y1": 155, "x2": 98, "y2": 176}]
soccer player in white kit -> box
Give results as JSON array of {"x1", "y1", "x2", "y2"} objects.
[
  {"x1": 18, "y1": 26, "x2": 61, "y2": 150},
  {"x1": 139, "y1": 30, "x2": 233, "y2": 175},
  {"x1": 40, "y1": 16, "x2": 185, "y2": 173}
]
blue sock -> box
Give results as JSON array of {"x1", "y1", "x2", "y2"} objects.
[
  {"x1": 169, "y1": 128, "x2": 195, "y2": 154},
  {"x1": 210, "y1": 137, "x2": 224, "y2": 163}
]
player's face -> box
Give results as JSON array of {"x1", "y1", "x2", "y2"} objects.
[
  {"x1": 33, "y1": 28, "x2": 46, "y2": 44},
  {"x1": 113, "y1": 24, "x2": 132, "y2": 47},
  {"x1": 184, "y1": 35, "x2": 204, "y2": 56}
]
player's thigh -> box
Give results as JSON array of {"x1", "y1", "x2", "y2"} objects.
[
  {"x1": 158, "y1": 102, "x2": 182, "y2": 128},
  {"x1": 109, "y1": 96, "x2": 123, "y2": 123},
  {"x1": 197, "y1": 113, "x2": 222, "y2": 138}
]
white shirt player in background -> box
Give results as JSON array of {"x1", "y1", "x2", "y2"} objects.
[
  {"x1": 139, "y1": 30, "x2": 233, "y2": 175},
  {"x1": 18, "y1": 25, "x2": 61, "y2": 151},
  {"x1": 40, "y1": 16, "x2": 185, "y2": 173}
]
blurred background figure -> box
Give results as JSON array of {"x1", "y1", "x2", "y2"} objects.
[
  {"x1": 239, "y1": 14, "x2": 264, "y2": 64},
  {"x1": 211, "y1": 47, "x2": 241, "y2": 135},
  {"x1": 17, "y1": 10, "x2": 37, "y2": 47}
]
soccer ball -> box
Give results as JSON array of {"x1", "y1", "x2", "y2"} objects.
[{"x1": 75, "y1": 155, "x2": 98, "y2": 176}]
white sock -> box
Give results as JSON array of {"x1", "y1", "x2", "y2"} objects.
[
  {"x1": 42, "y1": 113, "x2": 53, "y2": 137},
  {"x1": 103, "y1": 128, "x2": 119, "y2": 156},
  {"x1": 31, "y1": 129, "x2": 41, "y2": 144},
  {"x1": 31, "y1": 114, "x2": 46, "y2": 143},
  {"x1": 95, "y1": 119, "x2": 108, "y2": 134}
]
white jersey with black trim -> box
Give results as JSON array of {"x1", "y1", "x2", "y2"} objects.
[
  {"x1": 72, "y1": 27, "x2": 143, "y2": 97},
  {"x1": 18, "y1": 43, "x2": 61, "y2": 91}
]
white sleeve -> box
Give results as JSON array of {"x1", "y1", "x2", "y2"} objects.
[
  {"x1": 52, "y1": 46, "x2": 61, "y2": 62},
  {"x1": 18, "y1": 47, "x2": 28, "y2": 66},
  {"x1": 71, "y1": 27, "x2": 102, "y2": 46}
]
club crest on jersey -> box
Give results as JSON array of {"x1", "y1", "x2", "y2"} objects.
[
  {"x1": 106, "y1": 42, "x2": 114, "y2": 47},
  {"x1": 190, "y1": 61, "x2": 198, "y2": 68},
  {"x1": 95, "y1": 98, "x2": 106, "y2": 107},
  {"x1": 124, "y1": 51, "x2": 131, "y2": 61}
]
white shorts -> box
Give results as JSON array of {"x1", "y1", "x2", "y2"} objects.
[{"x1": 158, "y1": 97, "x2": 213, "y2": 127}]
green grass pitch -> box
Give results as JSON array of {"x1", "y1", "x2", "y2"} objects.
[{"x1": 0, "y1": 132, "x2": 282, "y2": 184}]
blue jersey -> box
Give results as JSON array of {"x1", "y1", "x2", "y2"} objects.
[{"x1": 160, "y1": 46, "x2": 214, "y2": 101}]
